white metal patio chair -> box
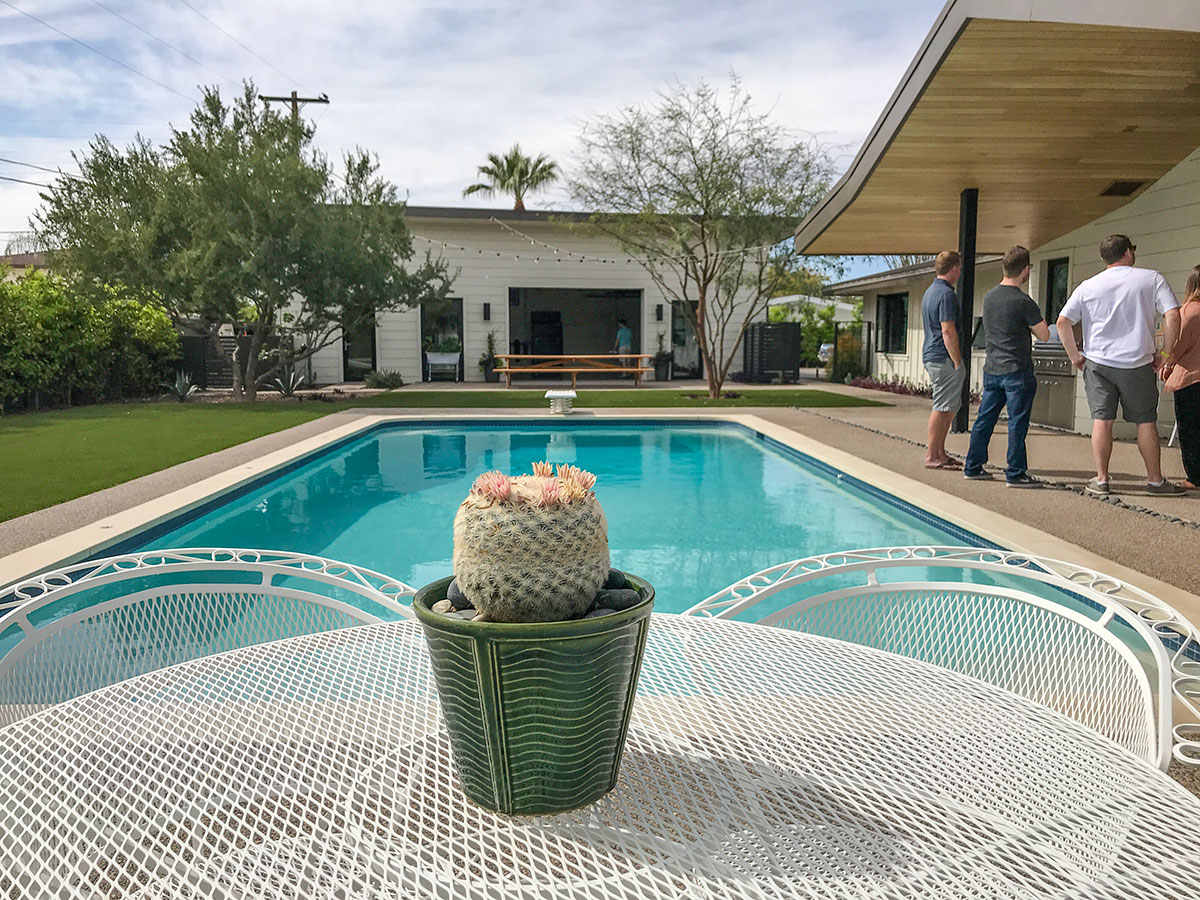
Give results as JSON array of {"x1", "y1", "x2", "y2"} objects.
[
  {"x1": 685, "y1": 547, "x2": 1200, "y2": 770},
  {"x1": 0, "y1": 548, "x2": 415, "y2": 728}
]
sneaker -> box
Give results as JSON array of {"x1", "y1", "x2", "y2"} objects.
[
  {"x1": 963, "y1": 470, "x2": 994, "y2": 481},
  {"x1": 1006, "y1": 474, "x2": 1041, "y2": 489},
  {"x1": 1085, "y1": 478, "x2": 1110, "y2": 497},
  {"x1": 1146, "y1": 480, "x2": 1187, "y2": 496}
]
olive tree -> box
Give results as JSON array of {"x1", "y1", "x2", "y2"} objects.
[
  {"x1": 569, "y1": 78, "x2": 836, "y2": 397},
  {"x1": 35, "y1": 83, "x2": 453, "y2": 400}
]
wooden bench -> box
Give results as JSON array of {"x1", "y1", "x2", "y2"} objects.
[{"x1": 495, "y1": 354, "x2": 654, "y2": 388}]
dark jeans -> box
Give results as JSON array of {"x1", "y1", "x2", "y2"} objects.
[
  {"x1": 1175, "y1": 382, "x2": 1200, "y2": 485},
  {"x1": 965, "y1": 371, "x2": 1037, "y2": 480}
]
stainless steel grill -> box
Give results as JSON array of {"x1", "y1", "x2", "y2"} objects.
[{"x1": 1031, "y1": 343, "x2": 1076, "y2": 429}]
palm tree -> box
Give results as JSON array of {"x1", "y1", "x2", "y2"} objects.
[{"x1": 462, "y1": 144, "x2": 559, "y2": 210}]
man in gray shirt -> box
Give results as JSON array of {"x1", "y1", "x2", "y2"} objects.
[{"x1": 963, "y1": 246, "x2": 1050, "y2": 486}]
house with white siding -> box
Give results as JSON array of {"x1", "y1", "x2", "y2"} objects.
[
  {"x1": 794, "y1": 0, "x2": 1200, "y2": 439},
  {"x1": 309, "y1": 206, "x2": 758, "y2": 385},
  {"x1": 825, "y1": 256, "x2": 1002, "y2": 393}
]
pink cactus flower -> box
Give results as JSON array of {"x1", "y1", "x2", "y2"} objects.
[
  {"x1": 538, "y1": 479, "x2": 562, "y2": 507},
  {"x1": 471, "y1": 471, "x2": 511, "y2": 501},
  {"x1": 531, "y1": 461, "x2": 554, "y2": 477}
]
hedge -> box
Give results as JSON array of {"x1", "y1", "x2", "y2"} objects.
[{"x1": 0, "y1": 271, "x2": 179, "y2": 412}]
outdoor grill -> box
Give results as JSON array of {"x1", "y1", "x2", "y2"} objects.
[{"x1": 1031, "y1": 342, "x2": 1076, "y2": 429}]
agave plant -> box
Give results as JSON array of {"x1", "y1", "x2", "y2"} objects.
[
  {"x1": 170, "y1": 371, "x2": 198, "y2": 402},
  {"x1": 273, "y1": 368, "x2": 307, "y2": 397}
]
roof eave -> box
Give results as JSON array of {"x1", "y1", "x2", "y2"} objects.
[{"x1": 793, "y1": 0, "x2": 1200, "y2": 256}]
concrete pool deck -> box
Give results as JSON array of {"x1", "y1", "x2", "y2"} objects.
[{"x1": 1, "y1": 386, "x2": 1197, "y2": 625}]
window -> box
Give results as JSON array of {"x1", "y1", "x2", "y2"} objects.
[
  {"x1": 1045, "y1": 257, "x2": 1070, "y2": 322},
  {"x1": 876, "y1": 292, "x2": 908, "y2": 354}
]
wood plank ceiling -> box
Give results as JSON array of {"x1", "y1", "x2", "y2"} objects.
[{"x1": 802, "y1": 19, "x2": 1200, "y2": 255}]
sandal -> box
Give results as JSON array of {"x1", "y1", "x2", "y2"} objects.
[{"x1": 924, "y1": 459, "x2": 962, "y2": 470}]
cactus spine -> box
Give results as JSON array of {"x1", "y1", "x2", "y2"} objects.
[{"x1": 453, "y1": 462, "x2": 610, "y2": 622}]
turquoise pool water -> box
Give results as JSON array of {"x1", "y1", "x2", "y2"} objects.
[{"x1": 130, "y1": 422, "x2": 972, "y2": 614}]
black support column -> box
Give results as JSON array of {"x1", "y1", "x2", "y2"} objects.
[{"x1": 952, "y1": 187, "x2": 978, "y2": 433}]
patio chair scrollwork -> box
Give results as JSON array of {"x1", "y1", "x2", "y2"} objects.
[
  {"x1": 0, "y1": 548, "x2": 416, "y2": 728},
  {"x1": 686, "y1": 546, "x2": 1200, "y2": 770}
]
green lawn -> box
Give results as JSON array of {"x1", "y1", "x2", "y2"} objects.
[
  {"x1": 0, "y1": 404, "x2": 329, "y2": 522},
  {"x1": 0, "y1": 388, "x2": 884, "y2": 523}
]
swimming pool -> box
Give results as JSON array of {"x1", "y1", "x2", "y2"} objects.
[{"x1": 125, "y1": 421, "x2": 980, "y2": 614}]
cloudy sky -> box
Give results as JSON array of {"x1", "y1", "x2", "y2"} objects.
[{"x1": 2, "y1": 0, "x2": 946, "y2": 270}]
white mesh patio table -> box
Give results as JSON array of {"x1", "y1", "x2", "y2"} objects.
[{"x1": 1, "y1": 615, "x2": 1198, "y2": 899}]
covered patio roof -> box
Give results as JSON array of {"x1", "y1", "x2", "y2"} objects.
[{"x1": 794, "y1": 1, "x2": 1200, "y2": 256}]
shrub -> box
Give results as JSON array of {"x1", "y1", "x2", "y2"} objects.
[
  {"x1": 849, "y1": 374, "x2": 931, "y2": 397},
  {"x1": 830, "y1": 331, "x2": 867, "y2": 382},
  {"x1": 849, "y1": 373, "x2": 981, "y2": 403},
  {"x1": 363, "y1": 369, "x2": 405, "y2": 389},
  {"x1": 0, "y1": 272, "x2": 178, "y2": 412}
]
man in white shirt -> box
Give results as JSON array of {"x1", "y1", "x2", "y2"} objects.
[{"x1": 1056, "y1": 234, "x2": 1182, "y2": 496}]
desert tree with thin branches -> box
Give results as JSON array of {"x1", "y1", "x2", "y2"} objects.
[{"x1": 569, "y1": 77, "x2": 837, "y2": 398}]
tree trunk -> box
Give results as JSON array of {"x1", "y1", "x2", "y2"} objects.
[
  {"x1": 513, "y1": 196, "x2": 525, "y2": 211},
  {"x1": 693, "y1": 288, "x2": 724, "y2": 399},
  {"x1": 243, "y1": 327, "x2": 267, "y2": 402}
]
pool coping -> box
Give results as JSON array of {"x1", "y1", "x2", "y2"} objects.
[{"x1": 1, "y1": 410, "x2": 1197, "y2": 621}]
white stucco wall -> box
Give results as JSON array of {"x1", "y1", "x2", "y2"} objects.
[
  {"x1": 313, "y1": 213, "x2": 761, "y2": 385},
  {"x1": 308, "y1": 333, "x2": 343, "y2": 385}
]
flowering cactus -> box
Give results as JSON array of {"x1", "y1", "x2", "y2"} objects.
[{"x1": 453, "y1": 463, "x2": 610, "y2": 622}]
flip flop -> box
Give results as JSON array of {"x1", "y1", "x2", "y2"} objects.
[{"x1": 924, "y1": 459, "x2": 962, "y2": 470}]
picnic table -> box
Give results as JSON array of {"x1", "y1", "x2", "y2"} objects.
[
  {"x1": 495, "y1": 353, "x2": 654, "y2": 388},
  {"x1": 1, "y1": 614, "x2": 1198, "y2": 898}
]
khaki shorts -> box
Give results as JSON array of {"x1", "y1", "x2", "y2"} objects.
[
  {"x1": 924, "y1": 358, "x2": 964, "y2": 413},
  {"x1": 1082, "y1": 361, "x2": 1159, "y2": 424}
]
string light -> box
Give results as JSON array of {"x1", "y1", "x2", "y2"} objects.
[
  {"x1": 489, "y1": 218, "x2": 786, "y2": 264},
  {"x1": 409, "y1": 217, "x2": 787, "y2": 267}
]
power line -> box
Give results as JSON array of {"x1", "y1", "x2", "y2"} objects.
[
  {"x1": 173, "y1": 0, "x2": 299, "y2": 87},
  {"x1": 86, "y1": 0, "x2": 240, "y2": 89},
  {"x1": 0, "y1": 174, "x2": 50, "y2": 188},
  {"x1": 0, "y1": 0, "x2": 197, "y2": 103},
  {"x1": 0, "y1": 157, "x2": 81, "y2": 179}
]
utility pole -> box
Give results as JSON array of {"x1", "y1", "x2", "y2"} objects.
[{"x1": 258, "y1": 91, "x2": 329, "y2": 140}]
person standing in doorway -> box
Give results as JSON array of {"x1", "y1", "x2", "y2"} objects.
[
  {"x1": 612, "y1": 318, "x2": 633, "y2": 368},
  {"x1": 1056, "y1": 234, "x2": 1183, "y2": 496},
  {"x1": 963, "y1": 246, "x2": 1050, "y2": 487},
  {"x1": 922, "y1": 250, "x2": 965, "y2": 469},
  {"x1": 1161, "y1": 264, "x2": 1200, "y2": 490}
]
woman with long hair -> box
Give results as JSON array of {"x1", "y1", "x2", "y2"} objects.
[{"x1": 1163, "y1": 264, "x2": 1200, "y2": 490}]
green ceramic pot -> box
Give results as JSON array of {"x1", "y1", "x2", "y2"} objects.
[{"x1": 413, "y1": 573, "x2": 653, "y2": 815}]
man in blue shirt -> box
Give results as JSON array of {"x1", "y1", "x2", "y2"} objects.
[{"x1": 921, "y1": 250, "x2": 965, "y2": 468}]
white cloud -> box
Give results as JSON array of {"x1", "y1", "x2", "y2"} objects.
[{"x1": 1, "y1": 0, "x2": 943, "y2": 238}]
